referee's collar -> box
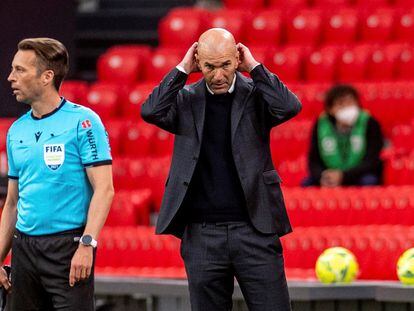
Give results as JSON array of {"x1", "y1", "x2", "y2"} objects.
[{"x1": 31, "y1": 97, "x2": 66, "y2": 120}]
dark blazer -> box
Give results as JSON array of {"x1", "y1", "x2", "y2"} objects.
[{"x1": 141, "y1": 65, "x2": 302, "y2": 238}]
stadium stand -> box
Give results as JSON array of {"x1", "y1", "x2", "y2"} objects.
[{"x1": 1, "y1": 0, "x2": 414, "y2": 291}]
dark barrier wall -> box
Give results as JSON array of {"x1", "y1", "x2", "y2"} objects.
[{"x1": 0, "y1": 0, "x2": 76, "y2": 117}]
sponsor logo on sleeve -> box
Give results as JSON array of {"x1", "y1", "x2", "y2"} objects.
[
  {"x1": 44, "y1": 144, "x2": 65, "y2": 170},
  {"x1": 81, "y1": 119, "x2": 92, "y2": 129},
  {"x1": 86, "y1": 130, "x2": 99, "y2": 161}
]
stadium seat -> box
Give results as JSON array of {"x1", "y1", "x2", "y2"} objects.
[
  {"x1": 151, "y1": 128, "x2": 174, "y2": 157},
  {"x1": 97, "y1": 49, "x2": 145, "y2": 85},
  {"x1": 337, "y1": 44, "x2": 372, "y2": 82},
  {"x1": 158, "y1": 8, "x2": 204, "y2": 48},
  {"x1": 249, "y1": 45, "x2": 273, "y2": 65},
  {"x1": 304, "y1": 45, "x2": 340, "y2": 82},
  {"x1": 268, "y1": 0, "x2": 308, "y2": 10},
  {"x1": 360, "y1": 8, "x2": 395, "y2": 42},
  {"x1": 289, "y1": 83, "x2": 327, "y2": 120},
  {"x1": 0, "y1": 118, "x2": 14, "y2": 153},
  {"x1": 59, "y1": 80, "x2": 89, "y2": 105},
  {"x1": 144, "y1": 48, "x2": 183, "y2": 82},
  {"x1": 223, "y1": 0, "x2": 265, "y2": 10},
  {"x1": 265, "y1": 46, "x2": 304, "y2": 83},
  {"x1": 354, "y1": 0, "x2": 390, "y2": 7},
  {"x1": 286, "y1": 9, "x2": 323, "y2": 45},
  {"x1": 122, "y1": 82, "x2": 155, "y2": 119},
  {"x1": 104, "y1": 119, "x2": 125, "y2": 156},
  {"x1": 85, "y1": 82, "x2": 121, "y2": 121},
  {"x1": 244, "y1": 10, "x2": 283, "y2": 46},
  {"x1": 204, "y1": 9, "x2": 246, "y2": 42},
  {"x1": 366, "y1": 44, "x2": 405, "y2": 81},
  {"x1": 323, "y1": 9, "x2": 358, "y2": 44},
  {"x1": 313, "y1": 0, "x2": 350, "y2": 6},
  {"x1": 396, "y1": 46, "x2": 414, "y2": 80},
  {"x1": 395, "y1": 10, "x2": 414, "y2": 42},
  {"x1": 122, "y1": 121, "x2": 155, "y2": 157}
]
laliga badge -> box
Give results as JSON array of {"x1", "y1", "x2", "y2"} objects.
[{"x1": 44, "y1": 144, "x2": 65, "y2": 170}]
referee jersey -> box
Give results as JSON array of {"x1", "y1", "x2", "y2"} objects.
[{"x1": 6, "y1": 98, "x2": 112, "y2": 235}]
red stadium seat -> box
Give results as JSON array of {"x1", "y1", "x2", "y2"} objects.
[
  {"x1": 158, "y1": 8, "x2": 204, "y2": 48},
  {"x1": 305, "y1": 45, "x2": 340, "y2": 82},
  {"x1": 313, "y1": 0, "x2": 351, "y2": 7},
  {"x1": 360, "y1": 8, "x2": 395, "y2": 42},
  {"x1": 286, "y1": 10, "x2": 323, "y2": 45},
  {"x1": 265, "y1": 46, "x2": 304, "y2": 83},
  {"x1": 204, "y1": 9, "x2": 246, "y2": 42},
  {"x1": 104, "y1": 119, "x2": 125, "y2": 156},
  {"x1": 354, "y1": 0, "x2": 390, "y2": 7},
  {"x1": 268, "y1": 0, "x2": 308, "y2": 10},
  {"x1": 396, "y1": 46, "x2": 414, "y2": 80},
  {"x1": 395, "y1": 10, "x2": 414, "y2": 42},
  {"x1": 366, "y1": 44, "x2": 405, "y2": 81},
  {"x1": 0, "y1": 118, "x2": 14, "y2": 154},
  {"x1": 394, "y1": 0, "x2": 414, "y2": 6},
  {"x1": 292, "y1": 83, "x2": 327, "y2": 119},
  {"x1": 244, "y1": 10, "x2": 283, "y2": 46},
  {"x1": 144, "y1": 48, "x2": 183, "y2": 82},
  {"x1": 122, "y1": 82, "x2": 155, "y2": 119},
  {"x1": 151, "y1": 128, "x2": 174, "y2": 157},
  {"x1": 337, "y1": 44, "x2": 372, "y2": 82},
  {"x1": 323, "y1": 9, "x2": 358, "y2": 44},
  {"x1": 223, "y1": 0, "x2": 265, "y2": 10},
  {"x1": 59, "y1": 80, "x2": 89, "y2": 105},
  {"x1": 122, "y1": 122, "x2": 155, "y2": 157},
  {"x1": 249, "y1": 45, "x2": 273, "y2": 65},
  {"x1": 86, "y1": 82, "x2": 121, "y2": 121},
  {"x1": 97, "y1": 49, "x2": 144, "y2": 85}
]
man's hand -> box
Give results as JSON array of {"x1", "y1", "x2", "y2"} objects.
[
  {"x1": 237, "y1": 43, "x2": 260, "y2": 73},
  {"x1": 69, "y1": 245, "x2": 93, "y2": 287},
  {"x1": 321, "y1": 169, "x2": 343, "y2": 187},
  {"x1": 177, "y1": 42, "x2": 199, "y2": 74},
  {"x1": 0, "y1": 266, "x2": 11, "y2": 292}
]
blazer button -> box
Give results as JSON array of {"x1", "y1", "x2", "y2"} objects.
[{"x1": 183, "y1": 181, "x2": 189, "y2": 186}]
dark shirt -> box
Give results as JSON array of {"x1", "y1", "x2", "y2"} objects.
[
  {"x1": 181, "y1": 88, "x2": 248, "y2": 223},
  {"x1": 308, "y1": 114, "x2": 384, "y2": 185}
]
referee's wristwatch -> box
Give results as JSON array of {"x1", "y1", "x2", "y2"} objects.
[{"x1": 79, "y1": 235, "x2": 98, "y2": 248}]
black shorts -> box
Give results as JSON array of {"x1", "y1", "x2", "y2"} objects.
[{"x1": 10, "y1": 228, "x2": 95, "y2": 311}]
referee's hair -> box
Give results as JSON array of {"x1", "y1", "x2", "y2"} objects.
[
  {"x1": 17, "y1": 38, "x2": 69, "y2": 91},
  {"x1": 324, "y1": 84, "x2": 360, "y2": 110}
]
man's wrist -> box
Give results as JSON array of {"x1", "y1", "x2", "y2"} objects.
[
  {"x1": 176, "y1": 64, "x2": 188, "y2": 75},
  {"x1": 249, "y1": 62, "x2": 261, "y2": 73}
]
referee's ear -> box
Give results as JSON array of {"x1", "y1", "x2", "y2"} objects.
[{"x1": 41, "y1": 69, "x2": 55, "y2": 87}]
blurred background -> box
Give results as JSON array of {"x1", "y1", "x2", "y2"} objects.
[{"x1": 1, "y1": 0, "x2": 414, "y2": 309}]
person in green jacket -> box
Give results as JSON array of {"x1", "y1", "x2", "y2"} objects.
[{"x1": 303, "y1": 84, "x2": 384, "y2": 187}]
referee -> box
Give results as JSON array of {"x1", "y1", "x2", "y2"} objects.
[{"x1": 0, "y1": 38, "x2": 114, "y2": 310}]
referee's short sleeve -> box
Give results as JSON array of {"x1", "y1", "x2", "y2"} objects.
[
  {"x1": 6, "y1": 131, "x2": 19, "y2": 179},
  {"x1": 77, "y1": 110, "x2": 112, "y2": 167}
]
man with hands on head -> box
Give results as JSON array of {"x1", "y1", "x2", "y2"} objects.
[
  {"x1": 142, "y1": 28, "x2": 301, "y2": 311},
  {"x1": 0, "y1": 38, "x2": 114, "y2": 311}
]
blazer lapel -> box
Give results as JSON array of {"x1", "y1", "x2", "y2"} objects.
[
  {"x1": 190, "y1": 80, "x2": 206, "y2": 142},
  {"x1": 231, "y1": 72, "x2": 253, "y2": 141}
]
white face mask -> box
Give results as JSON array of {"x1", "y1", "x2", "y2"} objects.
[{"x1": 335, "y1": 105, "x2": 360, "y2": 126}]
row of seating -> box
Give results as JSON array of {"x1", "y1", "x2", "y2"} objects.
[
  {"x1": 95, "y1": 225, "x2": 414, "y2": 280},
  {"x1": 92, "y1": 42, "x2": 414, "y2": 85},
  {"x1": 159, "y1": 7, "x2": 414, "y2": 48},
  {"x1": 224, "y1": 0, "x2": 413, "y2": 10},
  {"x1": 104, "y1": 185, "x2": 414, "y2": 227},
  {"x1": 58, "y1": 79, "x2": 414, "y2": 136}
]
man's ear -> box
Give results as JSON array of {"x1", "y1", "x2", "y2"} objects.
[
  {"x1": 195, "y1": 53, "x2": 202, "y2": 71},
  {"x1": 42, "y1": 70, "x2": 55, "y2": 87}
]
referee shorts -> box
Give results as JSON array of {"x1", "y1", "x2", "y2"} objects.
[{"x1": 10, "y1": 228, "x2": 95, "y2": 311}]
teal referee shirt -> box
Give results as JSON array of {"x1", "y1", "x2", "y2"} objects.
[{"x1": 6, "y1": 98, "x2": 112, "y2": 235}]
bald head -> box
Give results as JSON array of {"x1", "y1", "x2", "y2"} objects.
[
  {"x1": 197, "y1": 28, "x2": 237, "y2": 56},
  {"x1": 195, "y1": 28, "x2": 240, "y2": 94}
]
